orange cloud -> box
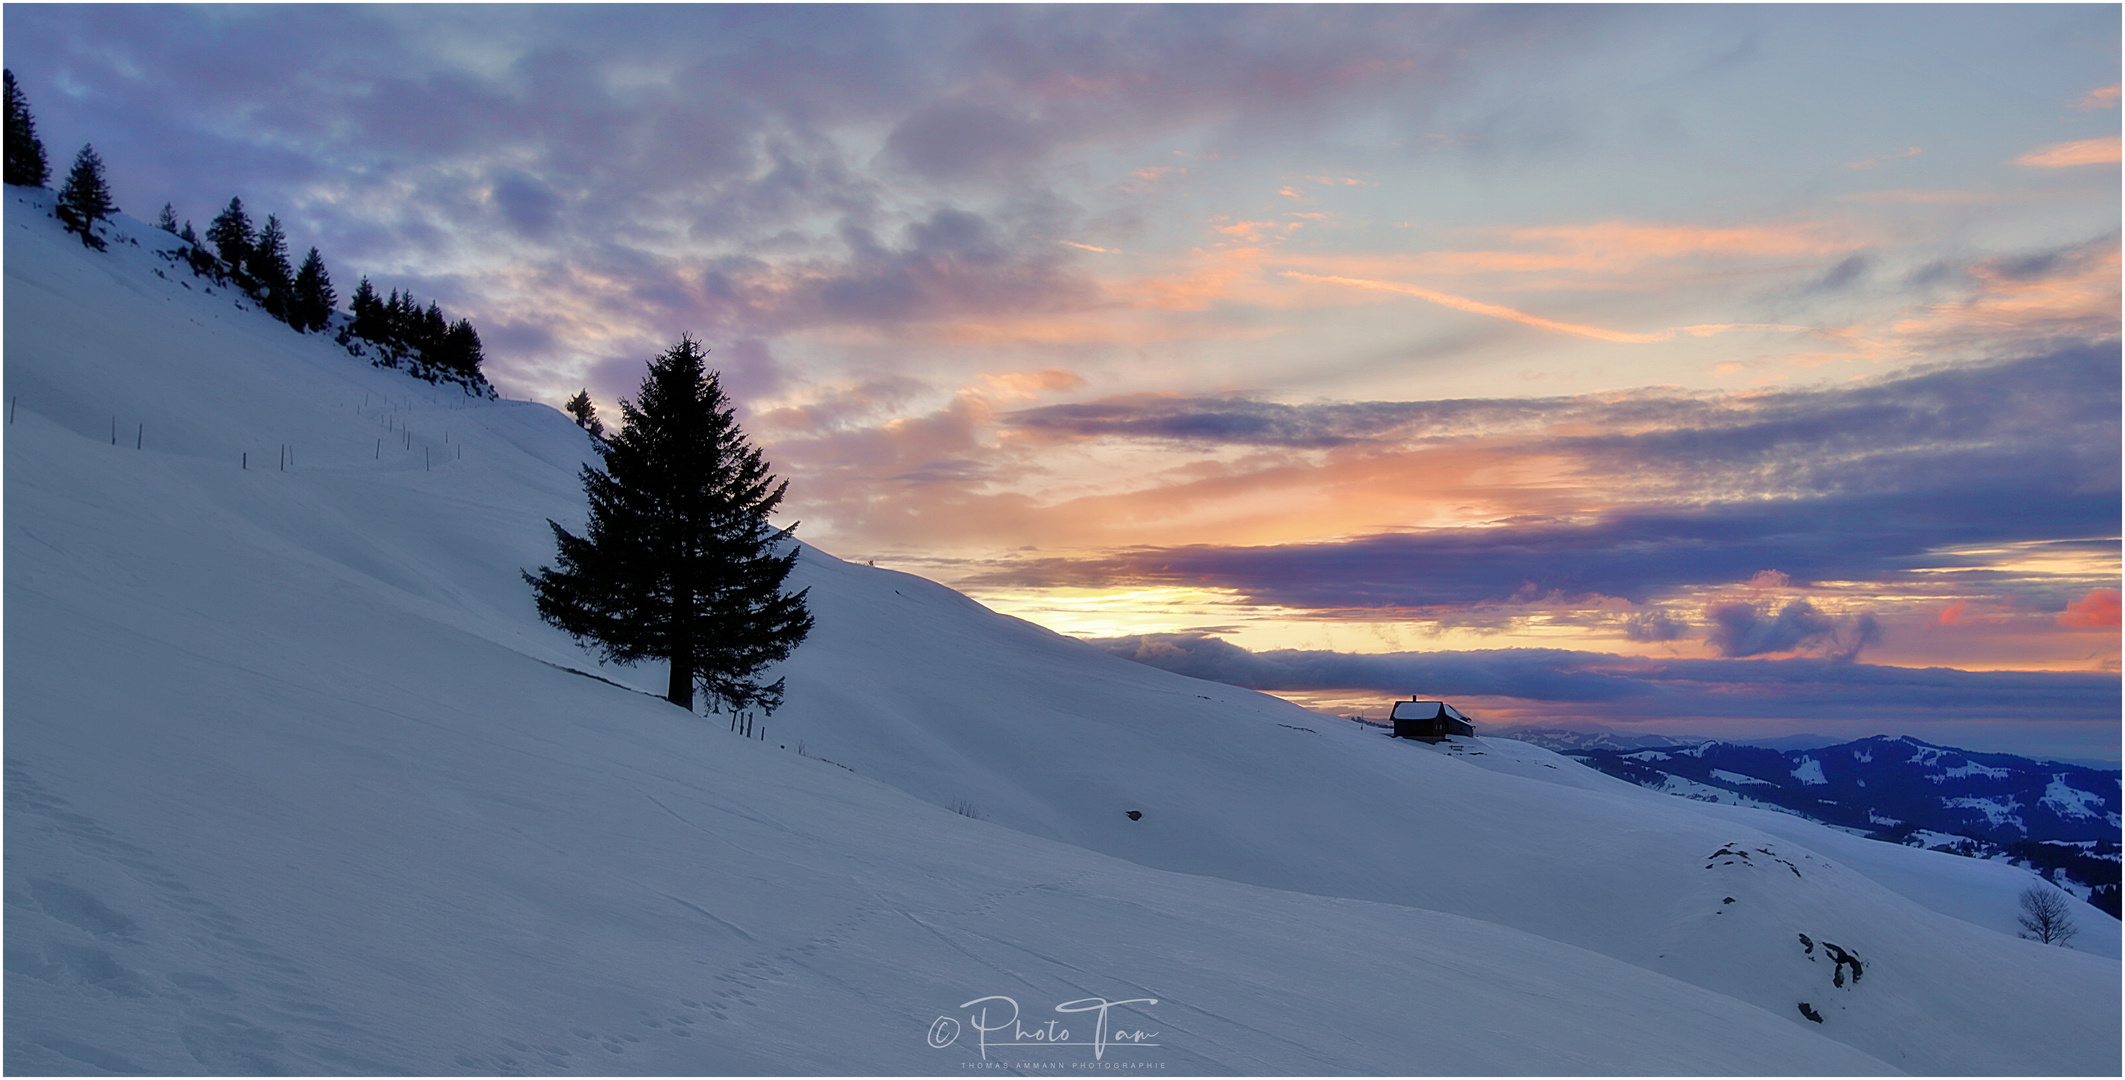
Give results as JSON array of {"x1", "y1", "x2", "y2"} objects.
[
  {"x1": 1496, "y1": 220, "x2": 1857, "y2": 263},
  {"x1": 1077, "y1": 219, "x2": 1869, "y2": 329},
  {"x1": 1059, "y1": 240, "x2": 1118, "y2": 254},
  {"x1": 979, "y1": 368, "x2": 1087, "y2": 402},
  {"x1": 2059, "y1": 589, "x2": 2121, "y2": 628},
  {"x1": 2073, "y1": 84, "x2": 2120, "y2": 110},
  {"x1": 1215, "y1": 220, "x2": 1292, "y2": 242},
  {"x1": 1120, "y1": 245, "x2": 1270, "y2": 312},
  {"x1": 877, "y1": 312, "x2": 1271, "y2": 346},
  {"x1": 780, "y1": 396, "x2": 1610, "y2": 558},
  {"x1": 1115, "y1": 165, "x2": 1187, "y2": 196},
  {"x1": 1888, "y1": 242, "x2": 2122, "y2": 353},
  {"x1": 1261, "y1": 219, "x2": 1864, "y2": 292},
  {"x1": 1282, "y1": 271, "x2": 1819, "y2": 345},
  {"x1": 1846, "y1": 146, "x2": 1922, "y2": 171},
  {"x1": 1837, "y1": 189, "x2": 2008, "y2": 206},
  {"x1": 963, "y1": 439, "x2": 1590, "y2": 552},
  {"x1": 1939, "y1": 600, "x2": 1969, "y2": 626},
  {"x1": 2013, "y1": 136, "x2": 2122, "y2": 168}
]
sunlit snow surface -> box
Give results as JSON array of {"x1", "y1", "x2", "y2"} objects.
[{"x1": 7, "y1": 193, "x2": 2118, "y2": 1074}]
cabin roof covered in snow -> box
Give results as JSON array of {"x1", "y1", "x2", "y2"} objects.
[{"x1": 1391, "y1": 700, "x2": 1469, "y2": 722}]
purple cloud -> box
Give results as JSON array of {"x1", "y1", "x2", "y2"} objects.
[
  {"x1": 884, "y1": 103, "x2": 1049, "y2": 182},
  {"x1": 1090, "y1": 633, "x2": 2119, "y2": 725},
  {"x1": 488, "y1": 169, "x2": 563, "y2": 238},
  {"x1": 1705, "y1": 599, "x2": 1828, "y2": 658}
]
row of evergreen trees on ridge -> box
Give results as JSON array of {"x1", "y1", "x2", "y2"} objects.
[
  {"x1": 13, "y1": 70, "x2": 811, "y2": 717},
  {"x1": 6, "y1": 69, "x2": 491, "y2": 396}
]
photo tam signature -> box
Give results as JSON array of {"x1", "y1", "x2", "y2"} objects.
[{"x1": 928, "y1": 995, "x2": 1160, "y2": 1061}]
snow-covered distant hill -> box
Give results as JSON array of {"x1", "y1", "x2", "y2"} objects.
[
  {"x1": 7, "y1": 190, "x2": 2118, "y2": 1074},
  {"x1": 1489, "y1": 726, "x2": 1701, "y2": 753},
  {"x1": 1541, "y1": 735, "x2": 2122, "y2": 915},
  {"x1": 1503, "y1": 727, "x2": 1846, "y2": 754}
]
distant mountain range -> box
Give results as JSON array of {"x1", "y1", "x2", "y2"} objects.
[
  {"x1": 1500, "y1": 731, "x2": 2121, "y2": 917},
  {"x1": 1496, "y1": 727, "x2": 1847, "y2": 753}
]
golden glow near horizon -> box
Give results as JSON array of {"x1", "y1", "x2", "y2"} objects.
[{"x1": 948, "y1": 534, "x2": 2123, "y2": 676}]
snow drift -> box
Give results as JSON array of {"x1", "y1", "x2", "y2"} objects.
[{"x1": 6, "y1": 191, "x2": 2117, "y2": 1074}]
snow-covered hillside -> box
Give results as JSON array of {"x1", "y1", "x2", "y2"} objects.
[{"x1": 7, "y1": 191, "x2": 2118, "y2": 1075}]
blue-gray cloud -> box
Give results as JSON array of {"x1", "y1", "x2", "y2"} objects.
[
  {"x1": 1705, "y1": 600, "x2": 1881, "y2": 660},
  {"x1": 1623, "y1": 610, "x2": 1692, "y2": 643},
  {"x1": 1090, "y1": 633, "x2": 2119, "y2": 725},
  {"x1": 489, "y1": 169, "x2": 563, "y2": 238},
  {"x1": 972, "y1": 489, "x2": 2117, "y2": 610},
  {"x1": 1010, "y1": 346, "x2": 2116, "y2": 462}
]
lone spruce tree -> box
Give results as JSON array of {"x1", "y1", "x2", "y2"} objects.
[
  {"x1": 527, "y1": 335, "x2": 812, "y2": 714},
  {"x1": 55, "y1": 144, "x2": 115, "y2": 250}
]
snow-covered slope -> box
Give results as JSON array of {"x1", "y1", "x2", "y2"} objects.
[{"x1": 7, "y1": 191, "x2": 2117, "y2": 1074}]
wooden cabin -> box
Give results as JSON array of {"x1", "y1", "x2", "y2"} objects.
[{"x1": 1390, "y1": 698, "x2": 1474, "y2": 740}]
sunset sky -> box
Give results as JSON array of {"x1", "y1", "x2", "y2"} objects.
[{"x1": 8, "y1": 5, "x2": 2118, "y2": 757}]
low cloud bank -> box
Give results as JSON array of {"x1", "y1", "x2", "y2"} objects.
[{"x1": 1089, "y1": 633, "x2": 2120, "y2": 724}]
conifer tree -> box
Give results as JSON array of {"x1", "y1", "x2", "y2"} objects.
[
  {"x1": 207, "y1": 197, "x2": 253, "y2": 276},
  {"x1": 248, "y1": 214, "x2": 294, "y2": 319},
  {"x1": 349, "y1": 277, "x2": 387, "y2": 342},
  {"x1": 54, "y1": 144, "x2": 115, "y2": 250},
  {"x1": 4, "y1": 69, "x2": 49, "y2": 188},
  {"x1": 565, "y1": 389, "x2": 604, "y2": 437},
  {"x1": 290, "y1": 247, "x2": 336, "y2": 332},
  {"x1": 527, "y1": 335, "x2": 812, "y2": 713},
  {"x1": 156, "y1": 202, "x2": 179, "y2": 233},
  {"x1": 420, "y1": 301, "x2": 447, "y2": 356},
  {"x1": 440, "y1": 318, "x2": 484, "y2": 381},
  {"x1": 178, "y1": 219, "x2": 217, "y2": 275}
]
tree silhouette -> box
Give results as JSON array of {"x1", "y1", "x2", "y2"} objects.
[
  {"x1": 565, "y1": 389, "x2": 604, "y2": 437},
  {"x1": 55, "y1": 144, "x2": 116, "y2": 250},
  {"x1": 2017, "y1": 886, "x2": 2079, "y2": 946},
  {"x1": 248, "y1": 214, "x2": 294, "y2": 319},
  {"x1": 527, "y1": 336, "x2": 812, "y2": 714},
  {"x1": 348, "y1": 277, "x2": 385, "y2": 340},
  {"x1": 290, "y1": 247, "x2": 337, "y2": 332},
  {"x1": 207, "y1": 197, "x2": 254, "y2": 277},
  {"x1": 4, "y1": 69, "x2": 49, "y2": 187}
]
